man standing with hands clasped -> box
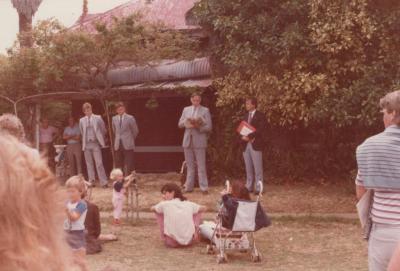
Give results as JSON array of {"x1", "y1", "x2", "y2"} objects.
[
  {"x1": 79, "y1": 103, "x2": 109, "y2": 188},
  {"x1": 239, "y1": 97, "x2": 266, "y2": 194},
  {"x1": 112, "y1": 102, "x2": 139, "y2": 175},
  {"x1": 178, "y1": 93, "x2": 212, "y2": 195}
]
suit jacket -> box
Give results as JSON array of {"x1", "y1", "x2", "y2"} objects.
[
  {"x1": 112, "y1": 113, "x2": 139, "y2": 151},
  {"x1": 79, "y1": 114, "x2": 107, "y2": 151},
  {"x1": 178, "y1": 105, "x2": 212, "y2": 148},
  {"x1": 239, "y1": 110, "x2": 266, "y2": 151}
]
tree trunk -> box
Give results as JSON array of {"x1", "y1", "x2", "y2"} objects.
[{"x1": 18, "y1": 12, "x2": 33, "y2": 47}]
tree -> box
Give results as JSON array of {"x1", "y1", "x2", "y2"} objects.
[
  {"x1": 35, "y1": 15, "x2": 197, "y2": 165},
  {"x1": 194, "y1": 0, "x2": 400, "y2": 178},
  {"x1": 11, "y1": 0, "x2": 43, "y2": 47}
]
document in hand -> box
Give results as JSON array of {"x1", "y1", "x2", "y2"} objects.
[
  {"x1": 237, "y1": 121, "x2": 256, "y2": 136},
  {"x1": 356, "y1": 189, "x2": 373, "y2": 229}
]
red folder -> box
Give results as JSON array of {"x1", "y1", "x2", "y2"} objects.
[{"x1": 236, "y1": 121, "x2": 256, "y2": 136}]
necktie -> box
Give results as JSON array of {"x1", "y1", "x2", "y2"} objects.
[
  {"x1": 192, "y1": 107, "x2": 198, "y2": 118},
  {"x1": 119, "y1": 115, "x2": 123, "y2": 129},
  {"x1": 248, "y1": 112, "x2": 253, "y2": 123}
]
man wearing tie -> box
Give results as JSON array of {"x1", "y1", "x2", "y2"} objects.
[
  {"x1": 112, "y1": 102, "x2": 139, "y2": 174},
  {"x1": 79, "y1": 102, "x2": 108, "y2": 188},
  {"x1": 240, "y1": 97, "x2": 266, "y2": 194},
  {"x1": 178, "y1": 93, "x2": 212, "y2": 194}
]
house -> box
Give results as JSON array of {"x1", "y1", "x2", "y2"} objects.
[{"x1": 69, "y1": 0, "x2": 213, "y2": 173}]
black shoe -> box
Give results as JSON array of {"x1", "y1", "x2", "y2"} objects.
[
  {"x1": 202, "y1": 190, "x2": 209, "y2": 195},
  {"x1": 102, "y1": 184, "x2": 109, "y2": 189},
  {"x1": 254, "y1": 191, "x2": 261, "y2": 195}
]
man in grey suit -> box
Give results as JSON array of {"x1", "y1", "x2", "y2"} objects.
[
  {"x1": 112, "y1": 102, "x2": 139, "y2": 175},
  {"x1": 239, "y1": 97, "x2": 266, "y2": 194},
  {"x1": 178, "y1": 93, "x2": 212, "y2": 194},
  {"x1": 79, "y1": 102, "x2": 108, "y2": 188}
]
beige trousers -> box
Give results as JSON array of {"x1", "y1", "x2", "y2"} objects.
[{"x1": 369, "y1": 223, "x2": 400, "y2": 271}]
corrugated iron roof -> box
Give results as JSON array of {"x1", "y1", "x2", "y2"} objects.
[
  {"x1": 108, "y1": 57, "x2": 211, "y2": 87},
  {"x1": 70, "y1": 0, "x2": 200, "y2": 32},
  {"x1": 115, "y1": 78, "x2": 212, "y2": 90}
]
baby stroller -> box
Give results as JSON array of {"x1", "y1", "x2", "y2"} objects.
[{"x1": 206, "y1": 181, "x2": 271, "y2": 264}]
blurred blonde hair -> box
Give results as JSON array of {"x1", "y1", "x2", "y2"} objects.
[
  {"x1": 110, "y1": 168, "x2": 123, "y2": 181},
  {"x1": 0, "y1": 134, "x2": 72, "y2": 271},
  {"x1": 65, "y1": 175, "x2": 87, "y2": 196},
  {"x1": 0, "y1": 113, "x2": 25, "y2": 141}
]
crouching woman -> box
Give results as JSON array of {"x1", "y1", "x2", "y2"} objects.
[{"x1": 151, "y1": 183, "x2": 206, "y2": 248}]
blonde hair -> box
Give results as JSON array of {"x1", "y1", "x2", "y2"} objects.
[
  {"x1": 380, "y1": 90, "x2": 400, "y2": 125},
  {"x1": 0, "y1": 113, "x2": 26, "y2": 141},
  {"x1": 110, "y1": 168, "x2": 123, "y2": 181},
  {"x1": 0, "y1": 134, "x2": 72, "y2": 271},
  {"x1": 65, "y1": 175, "x2": 87, "y2": 196}
]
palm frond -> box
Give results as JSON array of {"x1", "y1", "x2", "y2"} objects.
[{"x1": 11, "y1": 0, "x2": 43, "y2": 18}]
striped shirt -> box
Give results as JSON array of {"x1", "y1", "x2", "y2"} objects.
[
  {"x1": 356, "y1": 125, "x2": 400, "y2": 190},
  {"x1": 356, "y1": 172, "x2": 400, "y2": 225}
]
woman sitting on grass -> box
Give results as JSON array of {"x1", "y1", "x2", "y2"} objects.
[{"x1": 151, "y1": 183, "x2": 206, "y2": 248}]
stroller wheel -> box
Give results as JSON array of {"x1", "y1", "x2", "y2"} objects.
[
  {"x1": 206, "y1": 244, "x2": 215, "y2": 254},
  {"x1": 216, "y1": 254, "x2": 227, "y2": 264}
]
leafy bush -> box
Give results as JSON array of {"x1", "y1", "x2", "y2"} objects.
[{"x1": 195, "y1": 0, "x2": 400, "y2": 180}]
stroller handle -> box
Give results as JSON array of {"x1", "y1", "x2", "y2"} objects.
[
  {"x1": 258, "y1": 180, "x2": 263, "y2": 195},
  {"x1": 225, "y1": 180, "x2": 230, "y2": 192}
]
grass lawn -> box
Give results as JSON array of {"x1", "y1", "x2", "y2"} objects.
[
  {"x1": 86, "y1": 173, "x2": 357, "y2": 214},
  {"x1": 77, "y1": 173, "x2": 366, "y2": 271},
  {"x1": 87, "y1": 217, "x2": 367, "y2": 271}
]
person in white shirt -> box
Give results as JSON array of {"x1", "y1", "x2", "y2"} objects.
[
  {"x1": 63, "y1": 116, "x2": 82, "y2": 176},
  {"x1": 39, "y1": 118, "x2": 59, "y2": 170},
  {"x1": 151, "y1": 183, "x2": 206, "y2": 248}
]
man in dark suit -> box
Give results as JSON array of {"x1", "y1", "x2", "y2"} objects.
[{"x1": 239, "y1": 97, "x2": 266, "y2": 193}]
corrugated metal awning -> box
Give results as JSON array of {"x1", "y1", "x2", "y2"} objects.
[
  {"x1": 108, "y1": 57, "x2": 211, "y2": 87},
  {"x1": 113, "y1": 78, "x2": 212, "y2": 91}
]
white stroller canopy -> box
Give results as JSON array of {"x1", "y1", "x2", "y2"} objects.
[{"x1": 232, "y1": 201, "x2": 258, "y2": 232}]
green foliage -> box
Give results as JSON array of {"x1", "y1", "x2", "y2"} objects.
[
  {"x1": 195, "y1": 0, "x2": 400, "y2": 179},
  {"x1": 36, "y1": 14, "x2": 197, "y2": 98}
]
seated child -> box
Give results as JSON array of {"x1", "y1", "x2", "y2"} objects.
[
  {"x1": 199, "y1": 180, "x2": 251, "y2": 242},
  {"x1": 200, "y1": 180, "x2": 270, "y2": 246},
  {"x1": 110, "y1": 168, "x2": 133, "y2": 225},
  {"x1": 64, "y1": 175, "x2": 89, "y2": 271},
  {"x1": 84, "y1": 199, "x2": 102, "y2": 255},
  {"x1": 82, "y1": 185, "x2": 117, "y2": 254},
  {"x1": 151, "y1": 183, "x2": 206, "y2": 248}
]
